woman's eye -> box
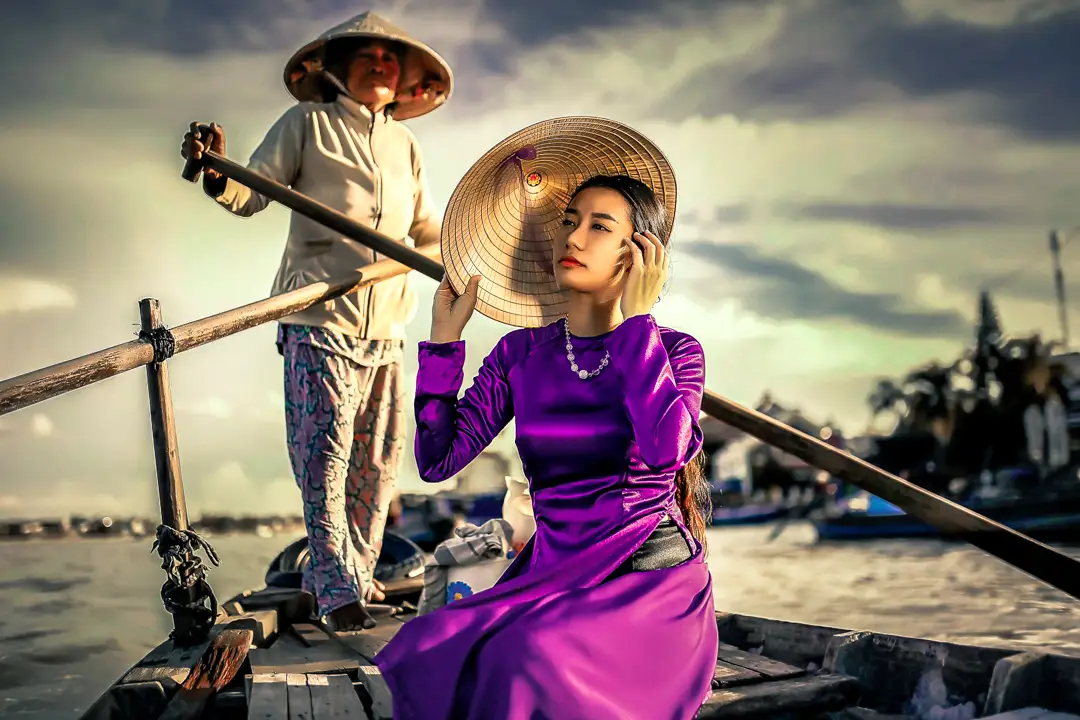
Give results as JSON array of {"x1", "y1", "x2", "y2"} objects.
[
  {"x1": 561, "y1": 219, "x2": 574, "y2": 227},
  {"x1": 592, "y1": 224, "x2": 610, "y2": 232}
]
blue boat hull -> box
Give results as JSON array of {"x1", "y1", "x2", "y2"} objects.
[
  {"x1": 814, "y1": 493, "x2": 1080, "y2": 542},
  {"x1": 712, "y1": 503, "x2": 789, "y2": 526}
]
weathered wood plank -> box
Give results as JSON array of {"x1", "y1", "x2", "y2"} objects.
[
  {"x1": 235, "y1": 589, "x2": 317, "y2": 626},
  {"x1": 334, "y1": 622, "x2": 402, "y2": 663},
  {"x1": 357, "y1": 664, "x2": 394, "y2": 720},
  {"x1": 716, "y1": 643, "x2": 805, "y2": 680},
  {"x1": 307, "y1": 673, "x2": 367, "y2": 719},
  {"x1": 985, "y1": 652, "x2": 1051, "y2": 715},
  {"x1": 229, "y1": 609, "x2": 279, "y2": 647},
  {"x1": 158, "y1": 627, "x2": 254, "y2": 720},
  {"x1": 247, "y1": 673, "x2": 288, "y2": 720},
  {"x1": 119, "y1": 616, "x2": 258, "y2": 687},
  {"x1": 712, "y1": 660, "x2": 762, "y2": 689},
  {"x1": 716, "y1": 612, "x2": 842, "y2": 669},
  {"x1": 249, "y1": 624, "x2": 361, "y2": 676},
  {"x1": 287, "y1": 674, "x2": 313, "y2": 720},
  {"x1": 697, "y1": 673, "x2": 861, "y2": 719},
  {"x1": 823, "y1": 629, "x2": 1012, "y2": 712}
]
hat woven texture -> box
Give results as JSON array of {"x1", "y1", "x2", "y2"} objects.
[{"x1": 441, "y1": 116, "x2": 677, "y2": 328}]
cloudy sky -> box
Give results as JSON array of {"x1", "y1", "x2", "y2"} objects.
[{"x1": 0, "y1": 0, "x2": 1077, "y2": 519}]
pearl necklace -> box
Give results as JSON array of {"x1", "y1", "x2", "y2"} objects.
[{"x1": 564, "y1": 318, "x2": 610, "y2": 380}]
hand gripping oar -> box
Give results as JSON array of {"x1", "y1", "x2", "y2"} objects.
[
  {"x1": 181, "y1": 124, "x2": 444, "y2": 281},
  {"x1": 181, "y1": 132, "x2": 1080, "y2": 603}
]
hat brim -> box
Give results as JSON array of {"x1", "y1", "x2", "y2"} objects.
[
  {"x1": 441, "y1": 116, "x2": 677, "y2": 329},
  {"x1": 283, "y1": 31, "x2": 453, "y2": 120}
]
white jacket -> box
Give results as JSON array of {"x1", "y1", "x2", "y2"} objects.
[{"x1": 213, "y1": 95, "x2": 441, "y2": 339}]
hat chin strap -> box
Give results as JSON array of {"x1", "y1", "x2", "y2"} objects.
[{"x1": 321, "y1": 69, "x2": 397, "y2": 118}]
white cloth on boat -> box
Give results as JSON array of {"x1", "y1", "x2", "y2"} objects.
[{"x1": 417, "y1": 518, "x2": 515, "y2": 615}]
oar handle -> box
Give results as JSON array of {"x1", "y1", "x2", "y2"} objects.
[
  {"x1": 181, "y1": 124, "x2": 216, "y2": 184},
  {"x1": 193, "y1": 149, "x2": 445, "y2": 281}
]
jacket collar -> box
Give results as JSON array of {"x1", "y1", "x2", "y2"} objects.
[{"x1": 335, "y1": 95, "x2": 390, "y2": 131}]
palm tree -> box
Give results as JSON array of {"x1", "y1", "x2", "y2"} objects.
[{"x1": 867, "y1": 378, "x2": 906, "y2": 430}]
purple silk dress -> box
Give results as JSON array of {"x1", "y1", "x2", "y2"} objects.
[{"x1": 374, "y1": 314, "x2": 718, "y2": 720}]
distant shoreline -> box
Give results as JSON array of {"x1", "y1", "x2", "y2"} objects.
[{"x1": 0, "y1": 514, "x2": 305, "y2": 541}]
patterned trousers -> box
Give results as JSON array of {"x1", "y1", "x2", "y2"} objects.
[{"x1": 281, "y1": 330, "x2": 406, "y2": 617}]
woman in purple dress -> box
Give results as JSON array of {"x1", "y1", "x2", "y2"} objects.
[{"x1": 375, "y1": 120, "x2": 718, "y2": 719}]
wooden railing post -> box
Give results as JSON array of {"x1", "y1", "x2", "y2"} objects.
[
  {"x1": 140, "y1": 298, "x2": 188, "y2": 532},
  {"x1": 139, "y1": 297, "x2": 219, "y2": 646}
]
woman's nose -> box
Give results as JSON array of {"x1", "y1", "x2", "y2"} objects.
[{"x1": 566, "y1": 228, "x2": 585, "y2": 249}]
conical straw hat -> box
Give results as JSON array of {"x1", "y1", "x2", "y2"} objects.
[
  {"x1": 441, "y1": 116, "x2": 677, "y2": 328},
  {"x1": 283, "y1": 11, "x2": 453, "y2": 120}
]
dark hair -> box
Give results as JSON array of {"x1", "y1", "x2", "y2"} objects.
[{"x1": 567, "y1": 174, "x2": 712, "y2": 552}]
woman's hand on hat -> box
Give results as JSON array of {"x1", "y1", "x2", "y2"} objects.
[
  {"x1": 620, "y1": 231, "x2": 668, "y2": 320},
  {"x1": 431, "y1": 274, "x2": 480, "y2": 343}
]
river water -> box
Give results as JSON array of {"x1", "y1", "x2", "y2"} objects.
[{"x1": 2, "y1": 524, "x2": 1078, "y2": 718}]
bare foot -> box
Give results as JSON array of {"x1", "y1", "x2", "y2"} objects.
[
  {"x1": 371, "y1": 578, "x2": 386, "y2": 603},
  {"x1": 327, "y1": 601, "x2": 376, "y2": 632}
]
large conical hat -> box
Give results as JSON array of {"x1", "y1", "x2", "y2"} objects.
[
  {"x1": 283, "y1": 11, "x2": 453, "y2": 120},
  {"x1": 441, "y1": 116, "x2": 677, "y2": 328}
]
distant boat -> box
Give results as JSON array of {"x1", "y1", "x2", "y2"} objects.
[{"x1": 814, "y1": 466, "x2": 1080, "y2": 542}]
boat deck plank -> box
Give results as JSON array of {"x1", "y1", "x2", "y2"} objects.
[
  {"x1": 712, "y1": 660, "x2": 762, "y2": 688},
  {"x1": 286, "y1": 674, "x2": 312, "y2": 720},
  {"x1": 716, "y1": 642, "x2": 807, "y2": 680},
  {"x1": 248, "y1": 624, "x2": 361, "y2": 677},
  {"x1": 699, "y1": 671, "x2": 862, "y2": 718},
  {"x1": 247, "y1": 673, "x2": 289, "y2": 720},
  {"x1": 308, "y1": 673, "x2": 368, "y2": 719}
]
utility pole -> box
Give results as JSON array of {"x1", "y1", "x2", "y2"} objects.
[{"x1": 1049, "y1": 230, "x2": 1070, "y2": 348}]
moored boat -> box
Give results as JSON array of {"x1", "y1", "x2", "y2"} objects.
[
  {"x1": 815, "y1": 466, "x2": 1080, "y2": 542},
  {"x1": 79, "y1": 538, "x2": 1080, "y2": 719}
]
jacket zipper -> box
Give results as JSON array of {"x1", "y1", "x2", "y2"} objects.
[{"x1": 362, "y1": 113, "x2": 383, "y2": 337}]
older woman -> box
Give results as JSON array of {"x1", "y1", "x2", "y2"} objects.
[{"x1": 180, "y1": 12, "x2": 452, "y2": 631}]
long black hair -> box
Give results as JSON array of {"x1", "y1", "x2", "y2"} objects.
[{"x1": 566, "y1": 174, "x2": 713, "y2": 552}]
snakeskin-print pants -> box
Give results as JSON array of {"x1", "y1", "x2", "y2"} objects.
[{"x1": 282, "y1": 335, "x2": 406, "y2": 617}]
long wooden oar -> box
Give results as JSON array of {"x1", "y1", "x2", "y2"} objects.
[
  {"x1": 182, "y1": 128, "x2": 444, "y2": 281},
  {"x1": 182, "y1": 145, "x2": 1080, "y2": 603}
]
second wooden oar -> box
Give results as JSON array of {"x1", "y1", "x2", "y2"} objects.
[{"x1": 700, "y1": 390, "x2": 1080, "y2": 602}]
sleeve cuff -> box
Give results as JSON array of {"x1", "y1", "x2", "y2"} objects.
[{"x1": 417, "y1": 340, "x2": 466, "y2": 396}]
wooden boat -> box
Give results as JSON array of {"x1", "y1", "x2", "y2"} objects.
[{"x1": 79, "y1": 539, "x2": 1080, "y2": 719}]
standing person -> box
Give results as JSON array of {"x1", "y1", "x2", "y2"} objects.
[
  {"x1": 374, "y1": 118, "x2": 717, "y2": 719},
  {"x1": 179, "y1": 12, "x2": 453, "y2": 631}
]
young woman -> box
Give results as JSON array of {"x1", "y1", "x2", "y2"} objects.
[{"x1": 375, "y1": 120, "x2": 718, "y2": 719}]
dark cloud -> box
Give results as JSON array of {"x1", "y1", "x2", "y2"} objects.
[
  {"x1": 683, "y1": 240, "x2": 970, "y2": 338},
  {"x1": 1, "y1": 0, "x2": 354, "y2": 56},
  {"x1": 778, "y1": 202, "x2": 1018, "y2": 231},
  {"x1": 658, "y1": 0, "x2": 1080, "y2": 140},
  {"x1": 478, "y1": 0, "x2": 743, "y2": 48}
]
